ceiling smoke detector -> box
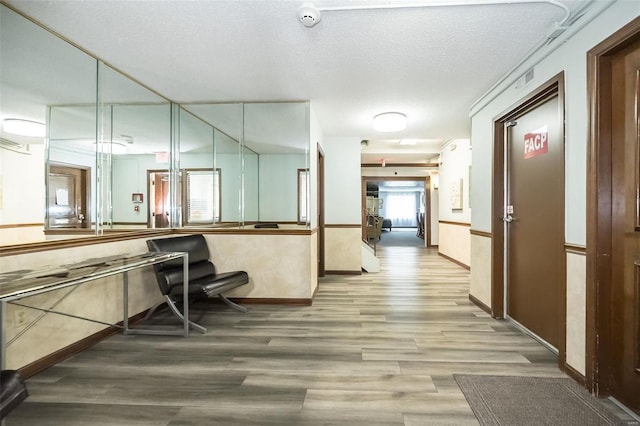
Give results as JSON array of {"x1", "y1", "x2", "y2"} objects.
[{"x1": 298, "y1": 2, "x2": 321, "y2": 28}]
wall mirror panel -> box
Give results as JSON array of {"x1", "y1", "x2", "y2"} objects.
[
  {"x1": 1, "y1": 4, "x2": 97, "y2": 244},
  {"x1": 182, "y1": 104, "x2": 243, "y2": 224},
  {"x1": 244, "y1": 102, "x2": 310, "y2": 225},
  {"x1": 0, "y1": 3, "x2": 312, "y2": 248},
  {"x1": 101, "y1": 64, "x2": 171, "y2": 231},
  {"x1": 184, "y1": 101, "x2": 310, "y2": 226}
]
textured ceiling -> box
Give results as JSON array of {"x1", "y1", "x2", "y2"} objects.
[{"x1": 4, "y1": 0, "x2": 587, "y2": 163}]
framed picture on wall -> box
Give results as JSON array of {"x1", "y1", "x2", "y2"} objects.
[{"x1": 450, "y1": 178, "x2": 463, "y2": 210}]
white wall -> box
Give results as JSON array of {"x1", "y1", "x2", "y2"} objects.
[
  {"x1": 323, "y1": 136, "x2": 362, "y2": 272},
  {"x1": 325, "y1": 137, "x2": 362, "y2": 224},
  {"x1": 470, "y1": 0, "x2": 640, "y2": 242},
  {"x1": 439, "y1": 139, "x2": 471, "y2": 223},
  {"x1": 309, "y1": 104, "x2": 322, "y2": 229},
  {"x1": 0, "y1": 144, "x2": 44, "y2": 225},
  {"x1": 438, "y1": 139, "x2": 471, "y2": 265},
  {"x1": 430, "y1": 186, "x2": 439, "y2": 245}
]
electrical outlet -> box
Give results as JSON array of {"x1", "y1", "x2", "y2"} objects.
[{"x1": 14, "y1": 308, "x2": 27, "y2": 327}]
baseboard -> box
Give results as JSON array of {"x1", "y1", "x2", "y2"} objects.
[
  {"x1": 227, "y1": 298, "x2": 312, "y2": 306},
  {"x1": 469, "y1": 294, "x2": 492, "y2": 315},
  {"x1": 437, "y1": 252, "x2": 470, "y2": 270},
  {"x1": 562, "y1": 362, "x2": 587, "y2": 387},
  {"x1": 325, "y1": 270, "x2": 362, "y2": 275},
  {"x1": 18, "y1": 309, "x2": 150, "y2": 379}
]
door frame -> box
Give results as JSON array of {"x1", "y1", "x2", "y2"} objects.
[
  {"x1": 585, "y1": 16, "x2": 640, "y2": 398},
  {"x1": 318, "y1": 144, "x2": 325, "y2": 278},
  {"x1": 490, "y1": 72, "x2": 566, "y2": 360},
  {"x1": 360, "y1": 176, "x2": 431, "y2": 247},
  {"x1": 48, "y1": 162, "x2": 91, "y2": 228}
]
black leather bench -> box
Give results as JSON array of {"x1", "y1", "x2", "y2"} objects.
[
  {"x1": 146, "y1": 234, "x2": 250, "y2": 333},
  {"x1": 1, "y1": 370, "x2": 28, "y2": 420}
]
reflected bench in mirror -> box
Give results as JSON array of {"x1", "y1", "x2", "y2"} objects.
[{"x1": 145, "y1": 235, "x2": 249, "y2": 334}]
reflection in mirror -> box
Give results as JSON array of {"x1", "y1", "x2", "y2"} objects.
[
  {"x1": 101, "y1": 64, "x2": 171, "y2": 230},
  {"x1": 0, "y1": 4, "x2": 97, "y2": 244},
  {"x1": 182, "y1": 104, "x2": 242, "y2": 225},
  {"x1": 243, "y1": 145, "x2": 259, "y2": 223},
  {"x1": 179, "y1": 107, "x2": 216, "y2": 226},
  {"x1": 243, "y1": 102, "x2": 309, "y2": 224}
]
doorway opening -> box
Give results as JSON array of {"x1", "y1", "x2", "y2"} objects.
[
  {"x1": 47, "y1": 163, "x2": 90, "y2": 228},
  {"x1": 361, "y1": 176, "x2": 432, "y2": 247}
]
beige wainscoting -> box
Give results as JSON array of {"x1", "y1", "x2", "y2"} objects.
[
  {"x1": 0, "y1": 224, "x2": 45, "y2": 246},
  {"x1": 438, "y1": 221, "x2": 470, "y2": 267},
  {"x1": 565, "y1": 248, "x2": 586, "y2": 376},
  {"x1": 470, "y1": 232, "x2": 492, "y2": 310},
  {"x1": 324, "y1": 225, "x2": 362, "y2": 274},
  {"x1": 203, "y1": 233, "x2": 316, "y2": 299}
]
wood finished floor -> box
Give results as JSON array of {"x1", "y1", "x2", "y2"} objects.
[{"x1": 8, "y1": 247, "x2": 630, "y2": 425}]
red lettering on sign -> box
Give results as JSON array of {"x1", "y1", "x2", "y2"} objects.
[{"x1": 524, "y1": 131, "x2": 548, "y2": 159}]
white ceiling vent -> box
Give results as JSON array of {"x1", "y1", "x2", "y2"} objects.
[{"x1": 298, "y1": 2, "x2": 321, "y2": 28}]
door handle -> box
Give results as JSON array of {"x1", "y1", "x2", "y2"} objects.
[
  {"x1": 503, "y1": 215, "x2": 514, "y2": 223},
  {"x1": 78, "y1": 214, "x2": 85, "y2": 221}
]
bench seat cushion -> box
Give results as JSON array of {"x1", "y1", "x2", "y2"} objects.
[{"x1": 167, "y1": 270, "x2": 249, "y2": 298}]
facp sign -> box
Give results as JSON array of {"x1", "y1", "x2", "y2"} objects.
[{"x1": 524, "y1": 126, "x2": 548, "y2": 159}]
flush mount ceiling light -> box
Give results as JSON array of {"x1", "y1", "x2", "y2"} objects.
[
  {"x1": 2, "y1": 119, "x2": 46, "y2": 137},
  {"x1": 373, "y1": 112, "x2": 407, "y2": 132},
  {"x1": 95, "y1": 141, "x2": 127, "y2": 155}
]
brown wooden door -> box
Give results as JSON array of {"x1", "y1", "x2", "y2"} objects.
[
  {"x1": 506, "y1": 95, "x2": 564, "y2": 349},
  {"x1": 153, "y1": 173, "x2": 170, "y2": 228},
  {"x1": 609, "y1": 37, "x2": 640, "y2": 412},
  {"x1": 48, "y1": 165, "x2": 87, "y2": 228}
]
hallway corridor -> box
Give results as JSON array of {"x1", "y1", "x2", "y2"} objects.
[{"x1": 8, "y1": 247, "x2": 632, "y2": 424}]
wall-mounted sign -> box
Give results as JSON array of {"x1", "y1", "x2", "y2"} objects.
[{"x1": 524, "y1": 126, "x2": 548, "y2": 159}]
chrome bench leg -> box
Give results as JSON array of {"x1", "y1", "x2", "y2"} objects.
[
  {"x1": 219, "y1": 294, "x2": 248, "y2": 313},
  {"x1": 165, "y1": 296, "x2": 207, "y2": 334}
]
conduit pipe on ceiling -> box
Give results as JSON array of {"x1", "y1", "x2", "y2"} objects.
[
  {"x1": 317, "y1": 0, "x2": 571, "y2": 26},
  {"x1": 469, "y1": 0, "x2": 613, "y2": 115}
]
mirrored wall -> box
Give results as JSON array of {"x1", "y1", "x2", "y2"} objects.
[{"x1": 0, "y1": 4, "x2": 310, "y2": 247}]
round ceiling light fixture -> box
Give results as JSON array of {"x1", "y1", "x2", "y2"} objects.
[
  {"x1": 372, "y1": 112, "x2": 407, "y2": 132},
  {"x1": 2, "y1": 118, "x2": 46, "y2": 137},
  {"x1": 298, "y1": 2, "x2": 322, "y2": 28}
]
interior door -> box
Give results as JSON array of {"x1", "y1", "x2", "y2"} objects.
[
  {"x1": 506, "y1": 95, "x2": 563, "y2": 349},
  {"x1": 47, "y1": 165, "x2": 87, "y2": 228},
  {"x1": 150, "y1": 172, "x2": 170, "y2": 228},
  {"x1": 609, "y1": 37, "x2": 640, "y2": 412}
]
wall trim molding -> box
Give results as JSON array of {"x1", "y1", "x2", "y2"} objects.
[
  {"x1": 439, "y1": 220, "x2": 471, "y2": 227},
  {"x1": 1, "y1": 227, "x2": 319, "y2": 256},
  {"x1": 325, "y1": 270, "x2": 362, "y2": 275},
  {"x1": 0, "y1": 223, "x2": 42, "y2": 229},
  {"x1": 230, "y1": 298, "x2": 312, "y2": 306},
  {"x1": 470, "y1": 229, "x2": 492, "y2": 238},
  {"x1": 469, "y1": 294, "x2": 492, "y2": 315},
  {"x1": 438, "y1": 252, "x2": 470, "y2": 270},
  {"x1": 361, "y1": 162, "x2": 438, "y2": 168}
]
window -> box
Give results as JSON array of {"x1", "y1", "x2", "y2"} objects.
[
  {"x1": 298, "y1": 168, "x2": 309, "y2": 224},
  {"x1": 184, "y1": 168, "x2": 220, "y2": 225}
]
